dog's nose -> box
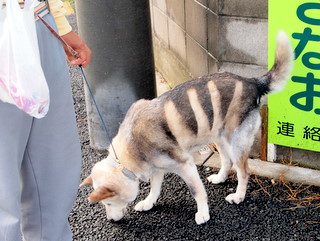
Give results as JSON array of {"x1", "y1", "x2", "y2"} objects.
[
  {"x1": 108, "y1": 216, "x2": 122, "y2": 222},
  {"x1": 106, "y1": 211, "x2": 125, "y2": 222}
]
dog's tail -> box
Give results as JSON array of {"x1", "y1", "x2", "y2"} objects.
[{"x1": 257, "y1": 30, "x2": 294, "y2": 96}]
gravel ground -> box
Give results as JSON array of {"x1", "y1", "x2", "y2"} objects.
[{"x1": 66, "y1": 15, "x2": 319, "y2": 241}]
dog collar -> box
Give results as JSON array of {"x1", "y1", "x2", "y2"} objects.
[{"x1": 106, "y1": 156, "x2": 137, "y2": 180}]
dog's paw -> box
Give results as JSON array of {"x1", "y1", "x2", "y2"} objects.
[
  {"x1": 134, "y1": 200, "x2": 154, "y2": 212},
  {"x1": 195, "y1": 210, "x2": 210, "y2": 225},
  {"x1": 225, "y1": 193, "x2": 245, "y2": 204},
  {"x1": 207, "y1": 174, "x2": 226, "y2": 184}
]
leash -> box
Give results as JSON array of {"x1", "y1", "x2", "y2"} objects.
[
  {"x1": 37, "y1": 15, "x2": 79, "y2": 59},
  {"x1": 37, "y1": 14, "x2": 119, "y2": 160},
  {"x1": 200, "y1": 152, "x2": 214, "y2": 166},
  {"x1": 79, "y1": 66, "x2": 119, "y2": 160},
  {"x1": 200, "y1": 144, "x2": 218, "y2": 166}
]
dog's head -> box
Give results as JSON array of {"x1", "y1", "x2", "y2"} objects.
[{"x1": 80, "y1": 158, "x2": 139, "y2": 221}]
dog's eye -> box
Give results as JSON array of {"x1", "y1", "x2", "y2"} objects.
[{"x1": 107, "y1": 203, "x2": 111, "y2": 206}]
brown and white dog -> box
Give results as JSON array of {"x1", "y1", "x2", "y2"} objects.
[{"x1": 80, "y1": 31, "x2": 293, "y2": 225}]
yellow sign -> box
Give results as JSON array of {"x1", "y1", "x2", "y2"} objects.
[{"x1": 268, "y1": 0, "x2": 320, "y2": 152}]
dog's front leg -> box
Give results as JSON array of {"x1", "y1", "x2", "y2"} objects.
[
  {"x1": 134, "y1": 171, "x2": 164, "y2": 212},
  {"x1": 177, "y1": 162, "x2": 210, "y2": 225}
]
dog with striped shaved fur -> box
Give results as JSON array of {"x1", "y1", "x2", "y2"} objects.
[{"x1": 80, "y1": 31, "x2": 294, "y2": 225}]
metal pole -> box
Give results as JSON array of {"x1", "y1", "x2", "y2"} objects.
[{"x1": 75, "y1": 0, "x2": 156, "y2": 150}]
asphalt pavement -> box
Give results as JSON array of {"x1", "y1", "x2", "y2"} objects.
[{"x1": 67, "y1": 15, "x2": 319, "y2": 241}]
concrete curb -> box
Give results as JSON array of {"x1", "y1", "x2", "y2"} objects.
[{"x1": 194, "y1": 152, "x2": 320, "y2": 186}]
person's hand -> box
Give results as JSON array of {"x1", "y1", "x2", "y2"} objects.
[{"x1": 61, "y1": 31, "x2": 91, "y2": 67}]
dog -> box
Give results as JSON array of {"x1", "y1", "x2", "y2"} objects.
[{"x1": 80, "y1": 31, "x2": 293, "y2": 225}]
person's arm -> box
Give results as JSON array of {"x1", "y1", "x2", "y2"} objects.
[
  {"x1": 47, "y1": 0, "x2": 91, "y2": 67},
  {"x1": 61, "y1": 31, "x2": 91, "y2": 67},
  {"x1": 47, "y1": 0, "x2": 72, "y2": 36}
]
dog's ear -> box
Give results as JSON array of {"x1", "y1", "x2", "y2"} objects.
[
  {"x1": 79, "y1": 176, "x2": 93, "y2": 187},
  {"x1": 88, "y1": 185, "x2": 116, "y2": 202}
]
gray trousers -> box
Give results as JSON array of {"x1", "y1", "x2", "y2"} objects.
[{"x1": 0, "y1": 14, "x2": 82, "y2": 241}]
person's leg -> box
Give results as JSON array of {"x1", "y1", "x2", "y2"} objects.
[
  {"x1": 0, "y1": 102, "x2": 33, "y2": 241},
  {"x1": 20, "y1": 14, "x2": 82, "y2": 241}
]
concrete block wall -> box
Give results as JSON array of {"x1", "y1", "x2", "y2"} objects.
[
  {"x1": 218, "y1": 0, "x2": 268, "y2": 77},
  {"x1": 149, "y1": 0, "x2": 268, "y2": 88},
  {"x1": 150, "y1": 0, "x2": 219, "y2": 86}
]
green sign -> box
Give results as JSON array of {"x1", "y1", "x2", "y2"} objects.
[{"x1": 268, "y1": 0, "x2": 320, "y2": 152}]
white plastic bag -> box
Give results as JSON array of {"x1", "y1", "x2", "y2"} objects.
[{"x1": 0, "y1": 0, "x2": 49, "y2": 118}]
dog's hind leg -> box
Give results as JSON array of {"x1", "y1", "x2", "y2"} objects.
[
  {"x1": 225, "y1": 151, "x2": 249, "y2": 204},
  {"x1": 176, "y1": 160, "x2": 210, "y2": 225},
  {"x1": 207, "y1": 142, "x2": 232, "y2": 184},
  {"x1": 225, "y1": 118, "x2": 259, "y2": 204},
  {"x1": 134, "y1": 171, "x2": 164, "y2": 212},
  {"x1": 225, "y1": 112, "x2": 260, "y2": 204}
]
